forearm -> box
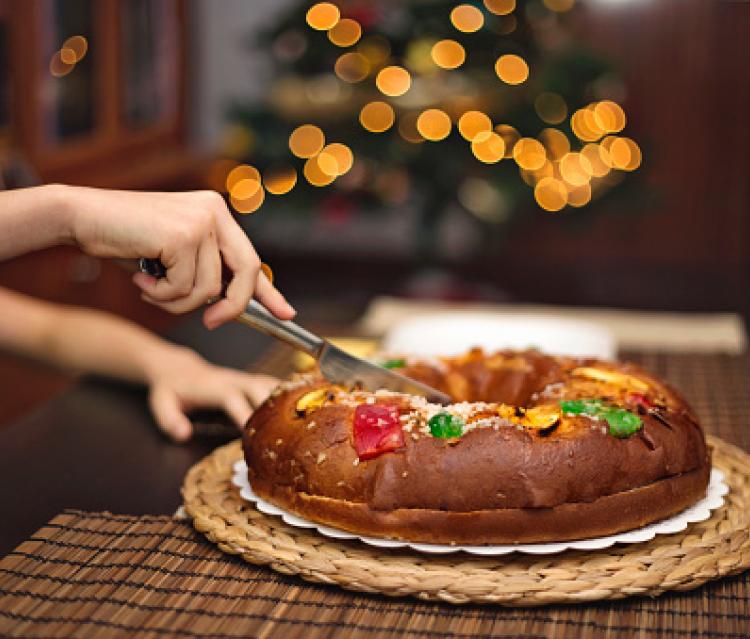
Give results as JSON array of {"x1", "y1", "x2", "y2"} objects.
[
  {"x1": 0, "y1": 288, "x2": 192, "y2": 384},
  {"x1": 0, "y1": 185, "x2": 76, "y2": 260}
]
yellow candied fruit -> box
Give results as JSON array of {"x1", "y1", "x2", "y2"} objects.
[
  {"x1": 522, "y1": 404, "x2": 561, "y2": 429},
  {"x1": 572, "y1": 367, "x2": 649, "y2": 392},
  {"x1": 295, "y1": 388, "x2": 329, "y2": 415}
]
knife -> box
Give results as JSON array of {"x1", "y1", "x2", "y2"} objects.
[{"x1": 140, "y1": 259, "x2": 451, "y2": 404}]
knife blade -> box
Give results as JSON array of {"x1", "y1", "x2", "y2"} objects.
[{"x1": 140, "y1": 259, "x2": 451, "y2": 404}]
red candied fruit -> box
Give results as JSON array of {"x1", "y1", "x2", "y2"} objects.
[{"x1": 353, "y1": 404, "x2": 405, "y2": 460}]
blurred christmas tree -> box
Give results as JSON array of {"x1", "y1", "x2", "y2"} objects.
[{"x1": 218, "y1": 0, "x2": 643, "y2": 253}]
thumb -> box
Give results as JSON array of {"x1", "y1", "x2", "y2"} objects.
[{"x1": 149, "y1": 386, "x2": 193, "y2": 442}]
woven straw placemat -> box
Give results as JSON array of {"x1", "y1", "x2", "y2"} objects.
[{"x1": 182, "y1": 435, "x2": 750, "y2": 606}]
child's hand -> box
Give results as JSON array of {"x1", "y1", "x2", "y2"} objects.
[{"x1": 145, "y1": 346, "x2": 278, "y2": 442}]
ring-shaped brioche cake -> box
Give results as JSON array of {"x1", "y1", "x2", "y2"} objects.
[{"x1": 243, "y1": 349, "x2": 710, "y2": 545}]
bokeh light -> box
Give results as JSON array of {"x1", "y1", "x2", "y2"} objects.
[
  {"x1": 319, "y1": 143, "x2": 354, "y2": 175},
  {"x1": 543, "y1": 0, "x2": 576, "y2": 12},
  {"x1": 49, "y1": 51, "x2": 74, "y2": 77},
  {"x1": 495, "y1": 124, "x2": 521, "y2": 158},
  {"x1": 357, "y1": 35, "x2": 391, "y2": 67},
  {"x1": 206, "y1": 158, "x2": 237, "y2": 193},
  {"x1": 458, "y1": 111, "x2": 492, "y2": 141},
  {"x1": 459, "y1": 178, "x2": 508, "y2": 222},
  {"x1": 334, "y1": 52, "x2": 370, "y2": 83},
  {"x1": 606, "y1": 136, "x2": 642, "y2": 171},
  {"x1": 520, "y1": 160, "x2": 554, "y2": 187},
  {"x1": 484, "y1": 0, "x2": 516, "y2": 15},
  {"x1": 566, "y1": 182, "x2": 592, "y2": 207},
  {"x1": 495, "y1": 54, "x2": 529, "y2": 85},
  {"x1": 231, "y1": 178, "x2": 261, "y2": 200},
  {"x1": 359, "y1": 101, "x2": 395, "y2": 132},
  {"x1": 593, "y1": 100, "x2": 626, "y2": 133},
  {"x1": 376, "y1": 66, "x2": 412, "y2": 97},
  {"x1": 538, "y1": 128, "x2": 570, "y2": 161},
  {"x1": 534, "y1": 92, "x2": 567, "y2": 124},
  {"x1": 60, "y1": 47, "x2": 77, "y2": 64},
  {"x1": 263, "y1": 165, "x2": 297, "y2": 195},
  {"x1": 303, "y1": 155, "x2": 336, "y2": 186},
  {"x1": 260, "y1": 263, "x2": 274, "y2": 284},
  {"x1": 327, "y1": 18, "x2": 362, "y2": 47},
  {"x1": 416, "y1": 109, "x2": 452, "y2": 141},
  {"x1": 471, "y1": 131, "x2": 506, "y2": 163},
  {"x1": 230, "y1": 182, "x2": 265, "y2": 214},
  {"x1": 289, "y1": 124, "x2": 325, "y2": 158},
  {"x1": 534, "y1": 177, "x2": 568, "y2": 211},
  {"x1": 559, "y1": 152, "x2": 593, "y2": 186},
  {"x1": 581, "y1": 143, "x2": 611, "y2": 177},
  {"x1": 431, "y1": 39, "x2": 466, "y2": 70},
  {"x1": 306, "y1": 2, "x2": 340, "y2": 31},
  {"x1": 513, "y1": 138, "x2": 547, "y2": 170},
  {"x1": 226, "y1": 164, "x2": 261, "y2": 192},
  {"x1": 63, "y1": 35, "x2": 88, "y2": 62},
  {"x1": 450, "y1": 5, "x2": 485, "y2": 32},
  {"x1": 398, "y1": 112, "x2": 424, "y2": 143},
  {"x1": 571, "y1": 106, "x2": 605, "y2": 142}
]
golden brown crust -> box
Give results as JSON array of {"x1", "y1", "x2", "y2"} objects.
[{"x1": 243, "y1": 350, "x2": 711, "y2": 544}]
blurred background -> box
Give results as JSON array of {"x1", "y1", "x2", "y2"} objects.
[{"x1": 0, "y1": 0, "x2": 748, "y2": 422}]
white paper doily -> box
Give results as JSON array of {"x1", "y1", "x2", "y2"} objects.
[{"x1": 231, "y1": 461, "x2": 727, "y2": 556}]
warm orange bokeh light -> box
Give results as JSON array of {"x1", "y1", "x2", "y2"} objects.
[
  {"x1": 581, "y1": 144, "x2": 611, "y2": 177},
  {"x1": 559, "y1": 152, "x2": 593, "y2": 186},
  {"x1": 571, "y1": 106, "x2": 605, "y2": 142},
  {"x1": 484, "y1": 0, "x2": 516, "y2": 15},
  {"x1": 303, "y1": 155, "x2": 336, "y2": 186},
  {"x1": 289, "y1": 124, "x2": 325, "y2": 158},
  {"x1": 538, "y1": 128, "x2": 570, "y2": 161},
  {"x1": 431, "y1": 39, "x2": 466, "y2": 70},
  {"x1": 320, "y1": 143, "x2": 354, "y2": 175},
  {"x1": 416, "y1": 109, "x2": 452, "y2": 141},
  {"x1": 513, "y1": 138, "x2": 547, "y2": 170},
  {"x1": 593, "y1": 100, "x2": 626, "y2": 133},
  {"x1": 451, "y1": 5, "x2": 484, "y2": 32},
  {"x1": 359, "y1": 101, "x2": 395, "y2": 132},
  {"x1": 230, "y1": 184, "x2": 265, "y2": 214},
  {"x1": 334, "y1": 52, "x2": 370, "y2": 83},
  {"x1": 306, "y1": 2, "x2": 340, "y2": 30},
  {"x1": 520, "y1": 160, "x2": 554, "y2": 187},
  {"x1": 328, "y1": 18, "x2": 362, "y2": 47},
  {"x1": 534, "y1": 177, "x2": 568, "y2": 211},
  {"x1": 458, "y1": 111, "x2": 492, "y2": 141},
  {"x1": 375, "y1": 66, "x2": 412, "y2": 97},
  {"x1": 607, "y1": 137, "x2": 642, "y2": 171},
  {"x1": 63, "y1": 35, "x2": 88, "y2": 61},
  {"x1": 471, "y1": 131, "x2": 506, "y2": 163},
  {"x1": 566, "y1": 182, "x2": 592, "y2": 207},
  {"x1": 495, "y1": 124, "x2": 521, "y2": 158},
  {"x1": 495, "y1": 54, "x2": 529, "y2": 85},
  {"x1": 226, "y1": 164, "x2": 261, "y2": 192},
  {"x1": 534, "y1": 92, "x2": 567, "y2": 124},
  {"x1": 398, "y1": 112, "x2": 424, "y2": 143},
  {"x1": 49, "y1": 51, "x2": 74, "y2": 77},
  {"x1": 263, "y1": 165, "x2": 297, "y2": 195}
]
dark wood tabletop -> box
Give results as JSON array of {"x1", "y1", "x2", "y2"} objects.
[{"x1": 0, "y1": 314, "x2": 280, "y2": 557}]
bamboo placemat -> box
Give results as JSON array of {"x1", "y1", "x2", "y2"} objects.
[{"x1": 0, "y1": 510, "x2": 749, "y2": 638}]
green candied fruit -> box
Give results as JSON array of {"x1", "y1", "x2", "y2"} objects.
[
  {"x1": 381, "y1": 358, "x2": 406, "y2": 369},
  {"x1": 428, "y1": 412, "x2": 464, "y2": 438},
  {"x1": 604, "y1": 409, "x2": 643, "y2": 438},
  {"x1": 559, "y1": 399, "x2": 604, "y2": 416}
]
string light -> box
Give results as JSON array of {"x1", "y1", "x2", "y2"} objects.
[
  {"x1": 359, "y1": 101, "x2": 395, "y2": 132},
  {"x1": 327, "y1": 18, "x2": 362, "y2": 47},
  {"x1": 334, "y1": 52, "x2": 370, "y2": 82},
  {"x1": 534, "y1": 177, "x2": 568, "y2": 211},
  {"x1": 534, "y1": 92, "x2": 567, "y2": 124},
  {"x1": 495, "y1": 54, "x2": 529, "y2": 85},
  {"x1": 306, "y1": 2, "x2": 340, "y2": 31},
  {"x1": 416, "y1": 109, "x2": 452, "y2": 141},
  {"x1": 513, "y1": 138, "x2": 547, "y2": 170},
  {"x1": 471, "y1": 131, "x2": 506, "y2": 163},
  {"x1": 375, "y1": 66, "x2": 412, "y2": 97},
  {"x1": 431, "y1": 39, "x2": 466, "y2": 70},
  {"x1": 450, "y1": 4, "x2": 484, "y2": 32},
  {"x1": 289, "y1": 124, "x2": 325, "y2": 158},
  {"x1": 263, "y1": 165, "x2": 297, "y2": 195},
  {"x1": 484, "y1": 0, "x2": 516, "y2": 15},
  {"x1": 458, "y1": 111, "x2": 492, "y2": 141}
]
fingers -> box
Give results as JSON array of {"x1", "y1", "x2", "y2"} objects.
[
  {"x1": 254, "y1": 272, "x2": 296, "y2": 320},
  {"x1": 223, "y1": 391, "x2": 254, "y2": 428},
  {"x1": 240, "y1": 374, "x2": 280, "y2": 408},
  {"x1": 149, "y1": 386, "x2": 192, "y2": 442},
  {"x1": 133, "y1": 247, "x2": 198, "y2": 303}
]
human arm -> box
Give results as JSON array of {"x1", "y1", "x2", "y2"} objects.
[
  {"x1": 0, "y1": 287, "x2": 277, "y2": 441},
  {"x1": 0, "y1": 184, "x2": 295, "y2": 328}
]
